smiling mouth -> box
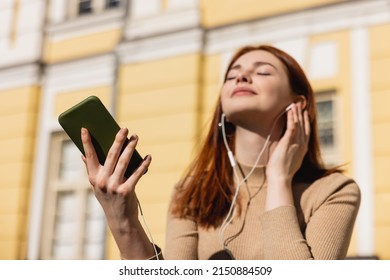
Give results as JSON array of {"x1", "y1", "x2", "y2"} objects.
[{"x1": 232, "y1": 88, "x2": 256, "y2": 97}]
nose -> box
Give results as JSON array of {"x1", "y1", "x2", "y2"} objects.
[{"x1": 236, "y1": 72, "x2": 252, "y2": 84}]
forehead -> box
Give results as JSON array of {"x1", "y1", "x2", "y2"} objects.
[{"x1": 232, "y1": 50, "x2": 283, "y2": 68}]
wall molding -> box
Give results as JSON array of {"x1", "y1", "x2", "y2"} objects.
[
  {"x1": 46, "y1": 9, "x2": 125, "y2": 42},
  {"x1": 125, "y1": 7, "x2": 200, "y2": 40},
  {"x1": 0, "y1": 64, "x2": 40, "y2": 91},
  {"x1": 118, "y1": 28, "x2": 203, "y2": 64},
  {"x1": 205, "y1": 0, "x2": 390, "y2": 54},
  {"x1": 44, "y1": 53, "x2": 116, "y2": 92}
]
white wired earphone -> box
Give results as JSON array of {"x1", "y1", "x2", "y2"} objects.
[
  {"x1": 218, "y1": 102, "x2": 295, "y2": 254},
  {"x1": 140, "y1": 102, "x2": 295, "y2": 260},
  {"x1": 137, "y1": 199, "x2": 161, "y2": 260}
]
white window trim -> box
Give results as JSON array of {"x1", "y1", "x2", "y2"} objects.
[
  {"x1": 68, "y1": 0, "x2": 121, "y2": 19},
  {"x1": 315, "y1": 90, "x2": 340, "y2": 167},
  {"x1": 28, "y1": 54, "x2": 116, "y2": 260},
  {"x1": 125, "y1": 1, "x2": 200, "y2": 40},
  {"x1": 350, "y1": 26, "x2": 375, "y2": 257},
  {"x1": 204, "y1": 0, "x2": 390, "y2": 55},
  {"x1": 40, "y1": 133, "x2": 94, "y2": 259}
]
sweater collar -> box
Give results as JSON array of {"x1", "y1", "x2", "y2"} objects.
[{"x1": 235, "y1": 162, "x2": 267, "y2": 188}]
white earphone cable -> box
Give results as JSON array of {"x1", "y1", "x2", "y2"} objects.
[
  {"x1": 218, "y1": 105, "x2": 293, "y2": 251},
  {"x1": 137, "y1": 198, "x2": 160, "y2": 260}
]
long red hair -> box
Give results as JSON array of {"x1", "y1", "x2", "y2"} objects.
[{"x1": 170, "y1": 45, "x2": 336, "y2": 228}]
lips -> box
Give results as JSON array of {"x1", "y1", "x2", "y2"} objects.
[{"x1": 231, "y1": 87, "x2": 256, "y2": 97}]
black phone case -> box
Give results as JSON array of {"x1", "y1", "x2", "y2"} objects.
[{"x1": 58, "y1": 96, "x2": 144, "y2": 178}]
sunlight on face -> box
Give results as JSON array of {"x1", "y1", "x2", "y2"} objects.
[{"x1": 221, "y1": 50, "x2": 293, "y2": 125}]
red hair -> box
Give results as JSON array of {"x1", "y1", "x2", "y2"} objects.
[{"x1": 170, "y1": 45, "x2": 337, "y2": 228}]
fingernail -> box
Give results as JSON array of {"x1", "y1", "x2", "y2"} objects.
[
  {"x1": 144, "y1": 154, "x2": 151, "y2": 161},
  {"x1": 129, "y1": 134, "x2": 138, "y2": 141},
  {"x1": 81, "y1": 127, "x2": 86, "y2": 134}
]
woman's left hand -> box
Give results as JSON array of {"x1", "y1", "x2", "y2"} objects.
[{"x1": 266, "y1": 103, "x2": 310, "y2": 184}]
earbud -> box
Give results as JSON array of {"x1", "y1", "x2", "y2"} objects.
[{"x1": 285, "y1": 103, "x2": 295, "y2": 112}]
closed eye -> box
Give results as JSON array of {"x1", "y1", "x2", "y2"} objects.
[{"x1": 257, "y1": 72, "x2": 270, "y2": 76}]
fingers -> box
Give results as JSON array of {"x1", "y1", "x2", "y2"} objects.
[
  {"x1": 303, "y1": 110, "x2": 310, "y2": 140},
  {"x1": 296, "y1": 103, "x2": 305, "y2": 143},
  {"x1": 284, "y1": 108, "x2": 294, "y2": 137},
  {"x1": 112, "y1": 133, "x2": 139, "y2": 181},
  {"x1": 291, "y1": 103, "x2": 299, "y2": 124},
  {"x1": 296, "y1": 102, "x2": 310, "y2": 145},
  {"x1": 118, "y1": 155, "x2": 152, "y2": 195},
  {"x1": 81, "y1": 128, "x2": 100, "y2": 177},
  {"x1": 283, "y1": 103, "x2": 309, "y2": 146},
  {"x1": 98, "y1": 128, "x2": 151, "y2": 194},
  {"x1": 81, "y1": 127, "x2": 149, "y2": 185},
  {"x1": 103, "y1": 128, "x2": 129, "y2": 177},
  {"x1": 297, "y1": 102, "x2": 303, "y2": 124}
]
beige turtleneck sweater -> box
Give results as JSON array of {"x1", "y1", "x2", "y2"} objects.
[{"x1": 163, "y1": 164, "x2": 360, "y2": 260}]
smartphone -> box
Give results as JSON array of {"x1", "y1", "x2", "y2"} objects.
[{"x1": 58, "y1": 95, "x2": 145, "y2": 178}]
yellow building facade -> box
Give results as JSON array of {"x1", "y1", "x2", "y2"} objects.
[
  {"x1": 1, "y1": 0, "x2": 389, "y2": 259},
  {"x1": 0, "y1": 0, "x2": 45, "y2": 259}
]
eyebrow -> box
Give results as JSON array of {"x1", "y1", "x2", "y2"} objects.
[{"x1": 229, "y1": 61, "x2": 278, "y2": 71}]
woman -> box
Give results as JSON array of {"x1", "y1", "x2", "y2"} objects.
[{"x1": 81, "y1": 45, "x2": 360, "y2": 260}]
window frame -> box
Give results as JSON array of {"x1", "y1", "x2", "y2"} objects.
[
  {"x1": 78, "y1": 0, "x2": 94, "y2": 15},
  {"x1": 40, "y1": 132, "x2": 106, "y2": 260},
  {"x1": 67, "y1": 0, "x2": 124, "y2": 20},
  {"x1": 315, "y1": 90, "x2": 340, "y2": 167}
]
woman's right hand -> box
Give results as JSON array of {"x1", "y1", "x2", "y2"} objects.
[
  {"x1": 81, "y1": 127, "x2": 154, "y2": 259},
  {"x1": 81, "y1": 127, "x2": 151, "y2": 220}
]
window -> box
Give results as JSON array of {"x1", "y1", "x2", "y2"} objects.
[
  {"x1": 316, "y1": 91, "x2": 339, "y2": 166},
  {"x1": 78, "y1": 0, "x2": 93, "y2": 15},
  {"x1": 41, "y1": 133, "x2": 106, "y2": 259},
  {"x1": 66, "y1": 0, "x2": 123, "y2": 19},
  {"x1": 106, "y1": 0, "x2": 121, "y2": 9},
  {"x1": 317, "y1": 99, "x2": 334, "y2": 148}
]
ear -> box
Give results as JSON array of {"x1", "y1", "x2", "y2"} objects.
[{"x1": 294, "y1": 95, "x2": 307, "y2": 110}]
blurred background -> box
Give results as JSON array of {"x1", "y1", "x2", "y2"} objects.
[{"x1": 0, "y1": 0, "x2": 389, "y2": 260}]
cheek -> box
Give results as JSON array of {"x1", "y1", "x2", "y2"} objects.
[
  {"x1": 277, "y1": 76, "x2": 293, "y2": 98},
  {"x1": 220, "y1": 84, "x2": 230, "y2": 106},
  {"x1": 221, "y1": 83, "x2": 230, "y2": 97},
  {"x1": 266, "y1": 80, "x2": 292, "y2": 100}
]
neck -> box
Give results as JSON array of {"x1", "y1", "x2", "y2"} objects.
[{"x1": 234, "y1": 119, "x2": 284, "y2": 166}]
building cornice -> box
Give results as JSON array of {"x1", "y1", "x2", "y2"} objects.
[
  {"x1": 125, "y1": 7, "x2": 200, "y2": 40},
  {"x1": 118, "y1": 28, "x2": 203, "y2": 64},
  {"x1": 0, "y1": 64, "x2": 40, "y2": 91},
  {"x1": 205, "y1": 0, "x2": 390, "y2": 54},
  {"x1": 43, "y1": 54, "x2": 116, "y2": 93},
  {"x1": 46, "y1": 9, "x2": 125, "y2": 42}
]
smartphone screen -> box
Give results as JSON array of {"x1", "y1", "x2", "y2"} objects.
[{"x1": 58, "y1": 95, "x2": 145, "y2": 177}]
